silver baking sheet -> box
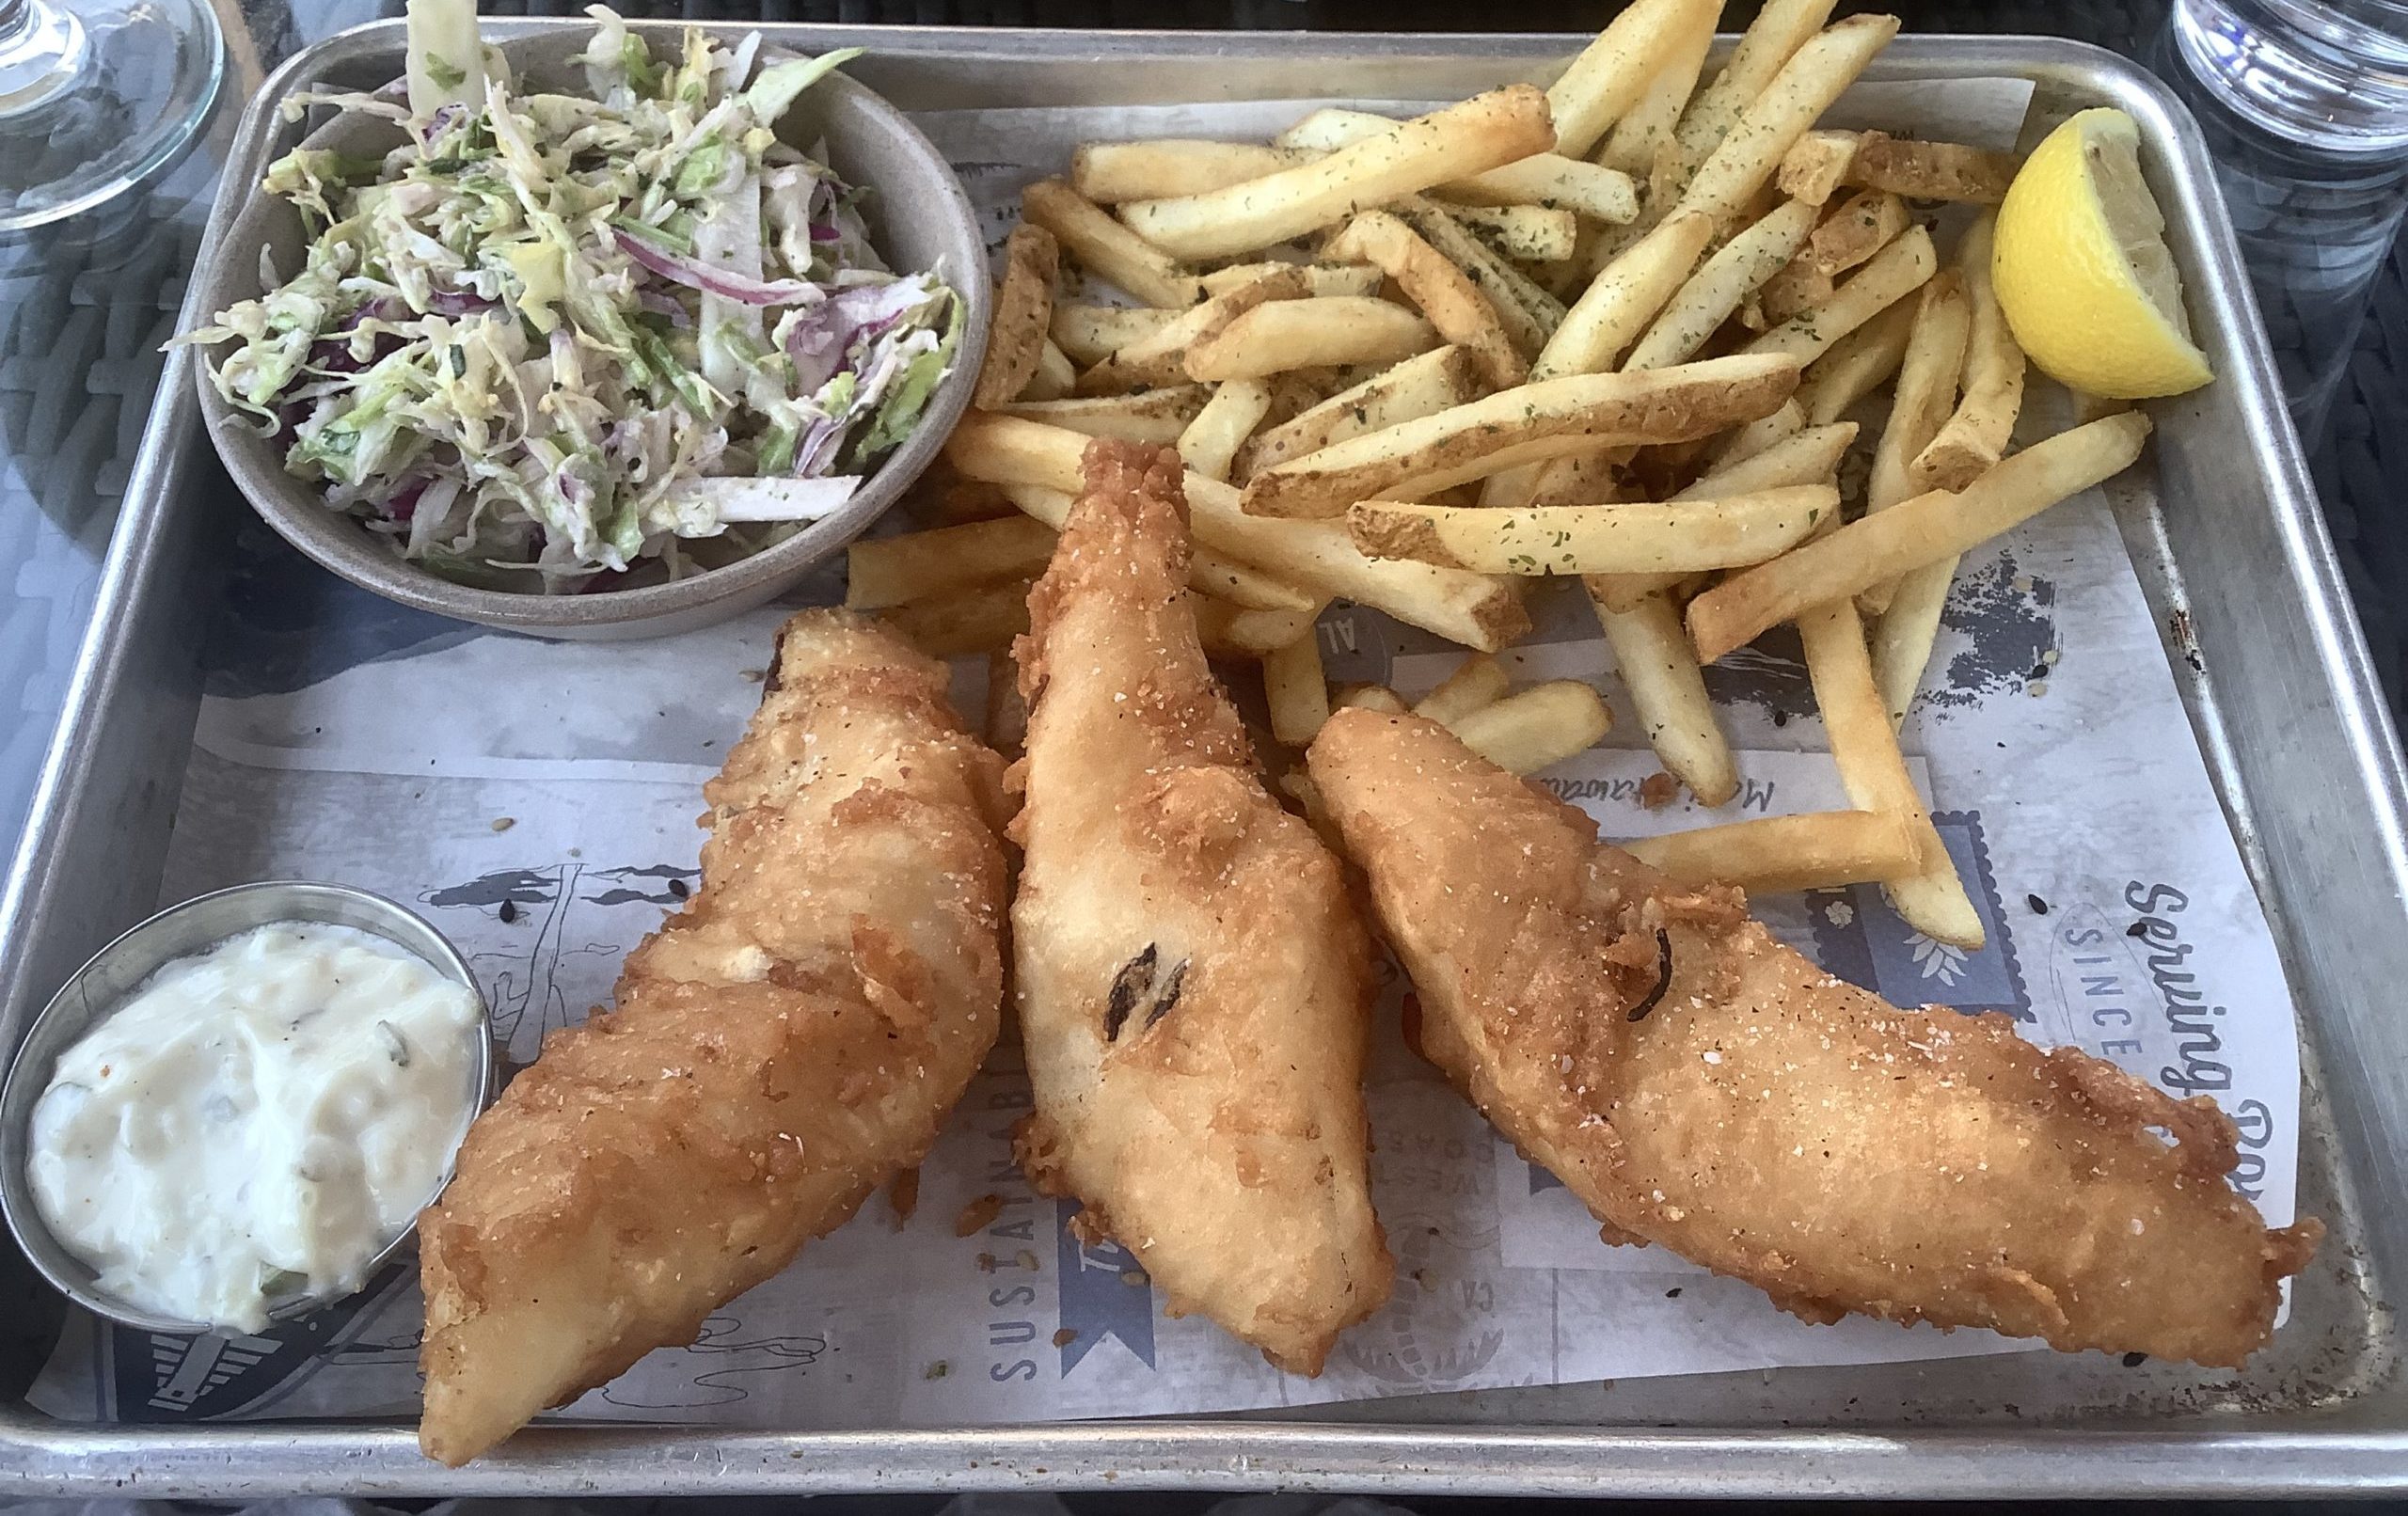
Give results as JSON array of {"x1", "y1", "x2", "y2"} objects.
[{"x1": 0, "y1": 21, "x2": 2400, "y2": 1497}]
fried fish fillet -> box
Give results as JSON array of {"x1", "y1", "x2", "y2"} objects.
[
  {"x1": 1308, "y1": 708, "x2": 2321, "y2": 1366},
  {"x1": 417, "y1": 611, "x2": 1010, "y2": 1465},
  {"x1": 1010, "y1": 439, "x2": 1392, "y2": 1373}
]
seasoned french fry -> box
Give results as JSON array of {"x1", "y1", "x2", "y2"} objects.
[
  {"x1": 1245, "y1": 352, "x2": 1801, "y2": 519},
  {"x1": 1798, "y1": 598, "x2": 1984, "y2": 946},
  {"x1": 1591, "y1": 586, "x2": 1737, "y2": 806},
  {"x1": 880, "y1": 577, "x2": 1034, "y2": 659},
  {"x1": 1270, "y1": 107, "x2": 1640, "y2": 222},
  {"x1": 1687, "y1": 412, "x2": 2155, "y2": 662},
  {"x1": 1335, "y1": 683, "x2": 1411, "y2": 714},
  {"x1": 1796, "y1": 296, "x2": 1916, "y2": 424},
  {"x1": 1870, "y1": 555, "x2": 1956, "y2": 727},
  {"x1": 1624, "y1": 198, "x2": 1821, "y2": 371},
  {"x1": 1264, "y1": 633, "x2": 1333, "y2": 746},
  {"x1": 1077, "y1": 267, "x2": 1311, "y2": 394},
  {"x1": 1589, "y1": 420, "x2": 1861, "y2": 613},
  {"x1": 1530, "y1": 209, "x2": 1717, "y2": 383},
  {"x1": 1185, "y1": 297, "x2": 1440, "y2": 383},
  {"x1": 1448, "y1": 203, "x2": 1581, "y2": 263},
  {"x1": 1024, "y1": 339, "x2": 1077, "y2": 402},
  {"x1": 1775, "y1": 129, "x2": 1861, "y2": 205},
  {"x1": 1352, "y1": 485, "x2": 1833, "y2": 576},
  {"x1": 1597, "y1": 0, "x2": 1719, "y2": 175},
  {"x1": 845, "y1": 513, "x2": 1058, "y2": 611},
  {"x1": 1912, "y1": 213, "x2": 2028, "y2": 492},
  {"x1": 1663, "y1": 0, "x2": 1841, "y2": 200},
  {"x1": 1072, "y1": 138, "x2": 1301, "y2": 202},
  {"x1": 1743, "y1": 223, "x2": 1936, "y2": 365},
  {"x1": 949, "y1": 413, "x2": 1529, "y2": 649},
  {"x1": 1676, "y1": 14, "x2": 1901, "y2": 233},
  {"x1": 1857, "y1": 270, "x2": 1972, "y2": 615},
  {"x1": 974, "y1": 224, "x2": 1061, "y2": 409},
  {"x1": 1624, "y1": 808, "x2": 1921, "y2": 894},
  {"x1": 1413, "y1": 654, "x2": 1513, "y2": 726},
  {"x1": 1545, "y1": 0, "x2": 1724, "y2": 160},
  {"x1": 1195, "y1": 596, "x2": 1326, "y2": 658},
  {"x1": 1022, "y1": 178, "x2": 1201, "y2": 308},
  {"x1": 1119, "y1": 86, "x2": 1555, "y2": 261},
  {"x1": 1809, "y1": 188, "x2": 1911, "y2": 277},
  {"x1": 1198, "y1": 261, "x2": 1386, "y2": 298},
  {"x1": 1326, "y1": 211, "x2": 1528, "y2": 389},
  {"x1": 1178, "y1": 379, "x2": 1276, "y2": 482},
  {"x1": 1756, "y1": 256, "x2": 1834, "y2": 327},
  {"x1": 1234, "y1": 346, "x2": 1484, "y2": 482},
  {"x1": 993, "y1": 481, "x2": 1313, "y2": 612},
  {"x1": 1705, "y1": 396, "x2": 1806, "y2": 471},
  {"x1": 1450, "y1": 681, "x2": 1614, "y2": 774},
  {"x1": 1000, "y1": 385, "x2": 1213, "y2": 445},
  {"x1": 1842, "y1": 131, "x2": 2021, "y2": 204},
  {"x1": 1049, "y1": 303, "x2": 1177, "y2": 367},
  {"x1": 1393, "y1": 198, "x2": 1568, "y2": 360}
]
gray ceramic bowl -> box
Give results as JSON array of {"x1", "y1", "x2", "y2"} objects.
[
  {"x1": 0, "y1": 881, "x2": 495, "y2": 1334},
  {"x1": 188, "y1": 35, "x2": 989, "y2": 640}
]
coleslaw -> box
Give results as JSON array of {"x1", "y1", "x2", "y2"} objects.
[{"x1": 179, "y1": 0, "x2": 960, "y2": 592}]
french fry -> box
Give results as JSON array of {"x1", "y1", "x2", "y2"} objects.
[
  {"x1": 1530, "y1": 209, "x2": 1716, "y2": 384},
  {"x1": 1775, "y1": 129, "x2": 1861, "y2": 205},
  {"x1": 1686, "y1": 412, "x2": 2155, "y2": 662},
  {"x1": 1413, "y1": 653, "x2": 1512, "y2": 726},
  {"x1": 1448, "y1": 204, "x2": 1581, "y2": 263},
  {"x1": 1393, "y1": 198, "x2": 1568, "y2": 359},
  {"x1": 1335, "y1": 683, "x2": 1411, "y2": 714},
  {"x1": 1858, "y1": 269, "x2": 1972, "y2": 614},
  {"x1": 1743, "y1": 223, "x2": 1936, "y2": 366},
  {"x1": 1870, "y1": 555, "x2": 1956, "y2": 727},
  {"x1": 948, "y1": 413, "x2": 1529, "y2": 649},
  {"x1": 1072, "y1": 138, "x2": 1301, "y2": 202},
  {"x1": 1911, "y1": 212, "x2": 2028, "y2": 492},
  {"x1": 1259, "y1": 367, "x2": 1361, "y2": 428},
  {"x1": 1591, "y1": 586, "x2": 1737, "y2": 805},
  {"x1": 1589, "y1": 420, "x2": 1861, "y2": 612},
  {"x1": 1797, "y1": 598, "x2": 1984, "y2": 946},
  {"x1": 994, "y1": 481, "x2": 1314, "y2": 612},
  {"x1": 1178, "y1": 379, "x2": 1276, "y2": 482},
  {"x1": 984, "y1": 649, "x2": 1029, "y2": 759},
  {"x1": 1597, "y1": 0, "x2": 1719, "y2": 175},
  {"x1": 1795, "y1": 296, "x2": 1917, "y2": 424},
  {"x1": 1624, "y1": 808, "x2": 1920, "y2": 894},
  {"x1": 1676, "y1": 14, "x2": 1901, "y2": 233},
  {"x1": 1325, "y1": 212, "x2": 1529, "y2": 389},
  {"x1": 1841, "y1": 131, "x2": 2021, "y2": 204},
  {"x1": 845, "y1": 513, "x2": 1058, "y2": 611},
  {"x1": 881, "y1": 577, "x2": 1034, "y2": 659},
  {"x1": 1245, "y1": 352, "x2": 1801, "y2": 519},
  {"x1": 975, "y1": 225, "x2": 1061, "y2": 410},
  {"x1": 1545, "y1": 0, "x2": 1724, "y2": 160},
  {"x1": 1352, "y1": 485, "x2": 1834, "y2": 576},
  {"x1": 1705, "y1": 396, "x2": 1805, "y2": 471},
  {"x1": 1119, "y1": 86, "x2": 1556, "y2": 261},
  {"x1": 912, "y1": 474, "x2": 1020, "y2": 528},
  {"x1": 1233, "y1": 346, "x2": 1484, "y2": 482},
  {"x1": 1624, "y1": 199, "x2": 1822, "y2": 371},
  {"x1": 1198, "y1": 261, "x2": 1386, "y2": 298},
  {"x1": 1024, "y1": 339, "x2": 1077, "y2": 402},
  {"x1": 1184, "y1": 297, "x2": 1440, "y2": 383},
  {"x1": 1755, "y1": 256, "x2": 1834, "y2": 327},
  {"x1": 1663, "y1": 0, "x2": 1841, "y2": 200},
  {"x1": 1049, "y1": 303, "x2": 1177, "y2": 367},
  {"x1": 1269, "y1": 107, "x2": 1640, "y2": 222},
  {"x1": 1021, "y1": 178, "x2": 1201, "y2": 309},
  {"x1": 1000, "y1": 385, "x2": 1213, "y2": 444},
  {"x1": 1264, "y1": 633, "x2": 1333, "y2": 746},
  {"x1": 1450, "y1": 681, "x2": 1614, "y2": 774},
  {"x1": 1195, "y1": 596, "x2": 1325, "y2": 658},
  {"x1": 1077, "y1": 267, "x2": 1312, "y2": 394},
  {"x1": 1808, "y1": 189, "x2": 1911, "y2": 277}
]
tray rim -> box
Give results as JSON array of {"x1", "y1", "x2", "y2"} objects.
[{"x1": 3, "y1": 18, "x2": 2404, "y2": 1497}]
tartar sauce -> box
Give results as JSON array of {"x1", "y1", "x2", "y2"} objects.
[{"x1": 28, "y1": 923, "x2": 483, "y2": 1331}]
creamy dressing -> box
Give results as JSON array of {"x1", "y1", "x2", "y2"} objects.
[{"x1": 27, "y1": 923, "x2": 483, "y2": 1331}]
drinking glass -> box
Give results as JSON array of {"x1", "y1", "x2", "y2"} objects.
[{"x1": 0, "y1": 0, "x2": 223, "y2": 230}]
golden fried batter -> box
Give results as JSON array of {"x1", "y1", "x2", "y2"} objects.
[
  {"x1": 1010, "y1": 440, "x2": 1392, "y2": 1374},
  {"x1": 1308, "y1": 708, "x2": 2321, "y2": 1366},
  {"x1": 417, "y1": 611, "x2": 1010, "y2": 1465}
]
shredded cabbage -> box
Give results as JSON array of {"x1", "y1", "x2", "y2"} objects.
[{"x1": 178, "y1": 0, "x2": 958, "y2": 592}]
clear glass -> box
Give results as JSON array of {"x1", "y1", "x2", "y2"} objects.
[
  {"x1": 2162, "y1": 0, "x2": 2408, "y2": 434},
  {"x1": 0, "y1": 0, "x2": 224, "y2": 231}
]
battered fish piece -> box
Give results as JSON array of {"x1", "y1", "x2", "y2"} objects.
[
  {"x1": 1308, "y1": 709, "x2": 2321, "y2": 1366},
  {"x1": 418, "y1": 612, "x2": 1010, "y2": 1465},
  {"x1": 1011, "y1": 440, "x2": 1392, "y2": 1373}
]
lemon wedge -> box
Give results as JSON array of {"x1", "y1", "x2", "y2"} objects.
[{"x1": 1992, "y1": 107, "x2": 2214, "y2": 400}]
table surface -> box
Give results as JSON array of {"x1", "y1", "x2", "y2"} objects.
[{"x1": 3, "y1": 0, "x2": 2400, "y2": 867}]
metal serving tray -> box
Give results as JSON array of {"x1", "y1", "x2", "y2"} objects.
[{"x1": 2, "y1": 22, "x2": 2402, "y2": 1497}]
